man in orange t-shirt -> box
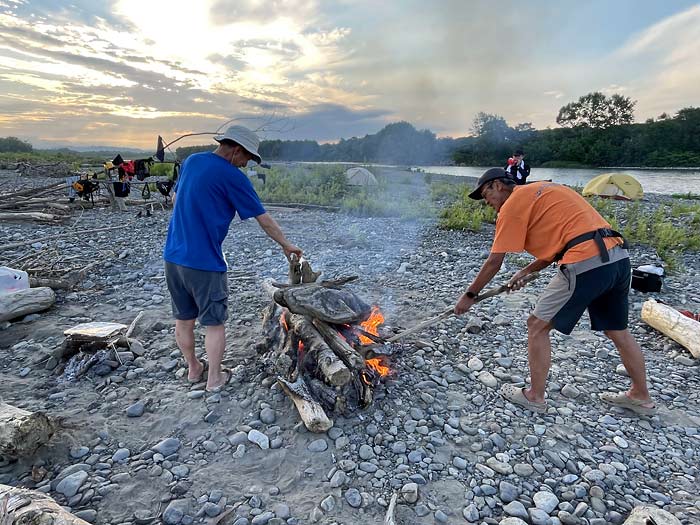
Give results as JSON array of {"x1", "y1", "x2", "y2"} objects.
[{"x1": 454, "y1": 168, "x2": 654, "y2": 415}]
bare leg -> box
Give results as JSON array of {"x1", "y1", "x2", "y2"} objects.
[
  {"x1": 205, "y1": 324, "x2": 227, "y2": 390},
  {"x1": 175, "y1": 319, "x2": 204, "y2": 381},
  {"x1": 604, "y1": 328, "x2": 653, "y2": 405},
  {"x1": 523, "y1": 315, "x2": 554, "y2": 404}
]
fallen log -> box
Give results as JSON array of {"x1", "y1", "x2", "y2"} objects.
[
  {"x1": 0, "y1": 403, "x2": 56, "y2": 459},
  {"x1": 0, "y1": 212, "x2": 59, "y2": 223},
  {"x1": 0, "y1": 287, "x2": 55, "y2": 322},
  {"x1": 29, "y1": 277, "x2": 75, "y2": 291},
  {"x1": 641, "y1": 299, "x2": 700, "y2": 358},
  {"x1": 277, "y1": 377, "x2": 333, "y2": 433},
  {"x1": 0, "y1": 181, "x2": 64, "y2": 201},
  {"x1": 287, "y1": 314, "x2": 352, "y2": 387},
  {"x1": 0, "y1": 484, "x2": 90, "y2": 525}
]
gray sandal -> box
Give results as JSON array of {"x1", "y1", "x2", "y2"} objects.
[{"x1": 500, "y1": 384, "x2": 548, "y2": 413}]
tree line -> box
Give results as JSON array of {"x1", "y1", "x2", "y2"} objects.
[{"x1": 4, "y1": 92, "x2": 699, "y2": 168}]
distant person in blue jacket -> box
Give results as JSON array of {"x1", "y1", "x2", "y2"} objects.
[
  {"x1": 163, "y1": 125, "x2": 302, "y2": 392},
  {"x1": 505, "y1": 148, "x2": 531, "y2": 185}
]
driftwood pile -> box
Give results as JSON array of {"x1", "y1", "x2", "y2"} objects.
[
  {"x1": 14, "y1": 161, "x2": 76, "y2": 178},
  {"x1": 0, "y1": 180, "x2": 74, "y2": 224},
  {"x1": 258, "y1": 256, "x2": 393, "y2": 432}
]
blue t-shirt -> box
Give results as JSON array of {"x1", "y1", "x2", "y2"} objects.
[{"x1": 163, "y1": 152, "x2": 265, "y2": 272}]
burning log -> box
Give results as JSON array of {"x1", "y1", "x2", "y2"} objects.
[
  {"x1": 312, "y1": 320, "x2": 366, "y2": 370},
  {"x1": 0, "y1": 403, "x2": 56, "y2": 459},
  {"x1": 0, "y1": 484, "x2": 89, "y2": 525},
  {"x1": 259, "y1": 267, "x2": 393, "y2": 431},
  {"x1": 286, "y1": 313, "x2": 352, "y2": 387}
]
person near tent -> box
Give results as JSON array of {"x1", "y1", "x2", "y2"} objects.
[
  {"x1": 505, "y1": 148, "x2": 530, "y2": 185},
  {"x1": 163, "y1": 125, "x2": 303, "y2": 392},
  {"x1": 453, "y1": 168, "x2": 655, "y2": 415}
]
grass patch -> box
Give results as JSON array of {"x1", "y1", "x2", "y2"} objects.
[
  {"x1": 438, "y1": 186, "x2": 496, "y2": 231},
  {"x1": 252, "y1": 164, "x2": 432, "y2": 219},
  {"x1": 671, "y1": 192, "x2": 700, "y2": 200},
  {"x1": 587, "y1": 198, "x2": 700, "y2": 270}
]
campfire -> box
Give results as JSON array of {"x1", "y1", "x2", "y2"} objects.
[{"x1": 257, "y1": 256, "x2": 395, "y2": 432}]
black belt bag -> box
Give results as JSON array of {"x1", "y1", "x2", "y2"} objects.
[{"x1": 554, "y1": 228, "x2": 628, "y2": 263}]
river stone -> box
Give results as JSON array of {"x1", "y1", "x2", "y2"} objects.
[
  {"x1": 463, "y1": 504, "x2": 480, "y2": 522},
  {"x1": 478, "y1": 371, "x2": 498, "y2": 388},
  {"x1": 307, "y1": 439, "x2": 328, "y2": 452},
  {"x1": 153, "y1": 438, "x2": 181, "y2": 456},
  {"x1": 534, "y1": 491, "x2": 559, "y2": 514},
  {"x1": 56, "y1": 471, "x2": 88, "y2": 498},
  {"x1": 401, "y1": 482, "x2": 419, "y2": 503},
  {"x1": 248, "y1": 430, "x2": 270, "y2": 450},
  {"x1": 499, "y1": 481, "x2": 520, "y2": 503},
  {"x1": 344, "y1": 488, "x2": 362, "y2": 508},
  {"x1": 503, "y1": 501, "x2": 529, "y2": 520}
]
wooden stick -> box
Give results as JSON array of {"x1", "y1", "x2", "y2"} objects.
[
  {"x1": 0, "y1": 181, "x2": 64, "y2": 201},
  {"x1": 384, "y1": 493, "x2": 398, "y2": 525},
  {"x1": 386, "y1": 272, "x2": 540, "y2": 343},
  {"x1": 125, "y1": 311, "x2": 145, "y2": 338}
]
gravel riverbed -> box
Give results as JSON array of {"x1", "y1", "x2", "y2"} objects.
[{"x1": 1, "y1": 170, "x2": 699, "y2": 525}]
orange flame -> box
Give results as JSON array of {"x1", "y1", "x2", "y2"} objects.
[
  {"x1": 359, "y1": 306, "x2": 384, "y2": 345},
  {"x1": 280, "y1": 311, "x2": 288, "y2": 331},
  {"x1": 366, "y1": 357, "x2": 390, "y2": 377},
  {"x1": 298, "y1": 340, "x2": 305, "y2": 352}
]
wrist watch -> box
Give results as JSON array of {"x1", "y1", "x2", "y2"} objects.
[{"x1": 466, "y1": 291, "x2": 477, "y2": 299}]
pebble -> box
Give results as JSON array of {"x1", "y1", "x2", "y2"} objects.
[
  {"x1": 56, "y1": 471, "x2": 88, "y2": 498},
  {"x1": 307, "y1": 438, "x2": 328, "y2": 452},
  {"x1": 153, "y1": 438, "x2": 181, "y2": 456},
  {"x1": 499, "y1": 481, "x2": 520, "y2": 503},
  {"x1": 260, "y1": 407, "x2": 276, "y2": 424},
  {"x1": 248, "y1": 430, "x2": 270, "y2": 450},
  {"x1": 344, "y1": 488, "x2": 362, "y2": 508},
  {"x1": 401, "y1": 482, "x2": 419, "y2": 503},
  {"x1": 534, "y1": 491, "x2": 559, "y2": 514},
  {"x1": 468, "y1": 356, "x2": 484, "y2": 371},
  {"x1": 561, "y1": 384, "x2": 580, "y2": 398},
  {"x1": 463, "y1": 504, "x2": 480, "y2": 522},
  {"x1": 503, "y1": 501, "x2": 529, "y2": 520},
  {"x1": 478, "y1": 370, "x2": 498, "y2": 387},
  {"x1": 112, "y1": 448, "x2": 130, "y2": 463},
  {"x1": 126, "y1": 401, "x2": 145, "y2": 417}
]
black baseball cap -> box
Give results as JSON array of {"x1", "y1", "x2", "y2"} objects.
[{"x1": 468, "y1": 168, "x2": 509, "y2": 200}]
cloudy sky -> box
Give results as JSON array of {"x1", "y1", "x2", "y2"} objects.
[{"x1": 1, "y1": 0, "x2": 699, "y2": 149}]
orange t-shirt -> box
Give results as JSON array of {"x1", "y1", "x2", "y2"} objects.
[{"x1": 491, "y1": 182, "x2": 621, "y2": 264}]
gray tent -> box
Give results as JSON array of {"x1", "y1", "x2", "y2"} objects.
[{"x1": 345, "y1": 167, "x2": 378, "y2": 186}]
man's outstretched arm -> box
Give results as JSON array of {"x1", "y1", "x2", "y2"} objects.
[
  {"x1": 455, "y1": 252, "x2": 505, "y2": 315},
  {"x1": 255, "y1": 212, "x2": 302, "y2": 260}
]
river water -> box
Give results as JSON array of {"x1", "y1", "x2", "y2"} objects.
[{"x1": 419, "y1": 166, "x2": 700, "y2": 195}]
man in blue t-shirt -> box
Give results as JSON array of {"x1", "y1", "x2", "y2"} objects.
[{"x1": 163, "y1": 125, "x2": 302, "y2": 392}]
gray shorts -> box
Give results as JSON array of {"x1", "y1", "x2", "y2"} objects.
[
  {"x1": 534, "y1": 246, "x2": 630, "y2": 334},
  {"x1": 164, "y1": 262, "x2": 228, "y2": 326}
]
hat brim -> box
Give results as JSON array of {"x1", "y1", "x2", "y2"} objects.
[
  {"x1": 469, "y1": 185, "x2": 485, "y2": 200},
  {"x1": 214, "y1": 136, "x2": 262, "y2": 165}
]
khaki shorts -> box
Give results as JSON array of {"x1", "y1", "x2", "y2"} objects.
[{"x1": 534, "y1": 246, "x2": 630, "y2": 334}]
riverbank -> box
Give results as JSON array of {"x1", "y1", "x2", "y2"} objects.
[{"x1": 1, "y1": 169, "x2": 699, "y2": 525}]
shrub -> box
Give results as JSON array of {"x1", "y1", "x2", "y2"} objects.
[{"x1": 439, "y1": 187, "x2": 496, "y2": 231}]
